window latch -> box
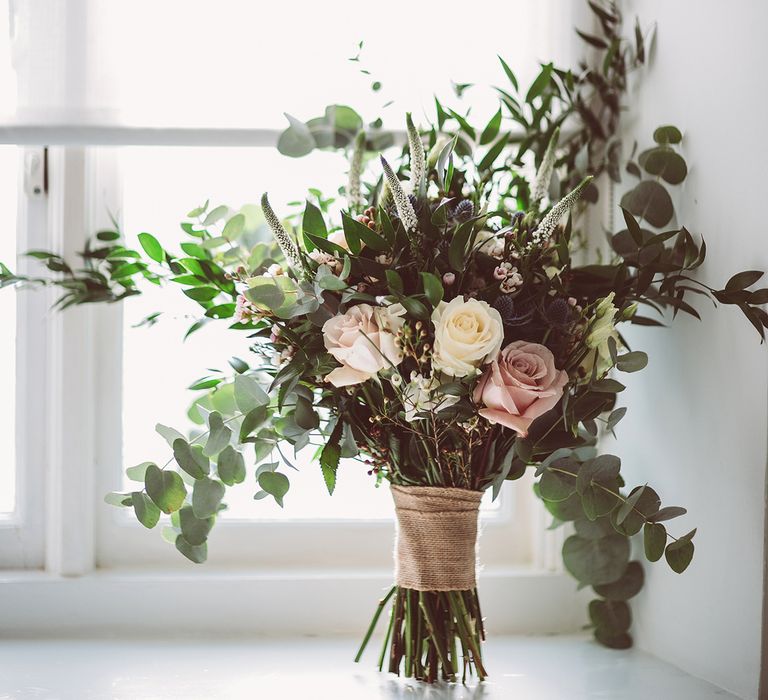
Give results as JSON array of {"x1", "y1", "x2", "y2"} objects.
[{"x1": 24, "y1": 146, "x2": 47, "y2": 198}]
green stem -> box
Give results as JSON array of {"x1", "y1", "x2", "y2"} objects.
[{"x1": 355, "y1": 585, "x2": 396, "y2": 663}]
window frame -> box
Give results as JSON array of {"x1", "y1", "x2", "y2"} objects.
[{"x1": 0, "y1": 136, "x2": 565, "y2": 574}]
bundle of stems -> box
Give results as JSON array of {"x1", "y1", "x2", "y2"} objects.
[{"x1": 355, "y1": 585, "x2": 487, "y2": 683}]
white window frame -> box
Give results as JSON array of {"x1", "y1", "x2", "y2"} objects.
[{"x1": 0, "y1": 135, "x2": 566, "y2": 575}]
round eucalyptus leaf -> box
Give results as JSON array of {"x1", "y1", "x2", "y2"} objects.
[
  {"x1": 192, "y1": 477, "x2": 226, "y2": 519},
  {"x1": 589, "y1": 599, "x2": 632, "y2": 636},
  {"x1": 574, "y1": 516, "x2": 615, "y2": 541},
  {"x1": 562, "y1": 534, "x2": 630, "y2": 586},
  {"x1": 175, "y1": 535, "x2": 208, "y2": 564},
  {"x1": 179, "y1": 505, "x2": 214, "y2": 546},
  {"x1": 258, "y1": 471, "x2": 290, "y2": 508},
  {"x1": 277, "y1": 114, "x2": 316, "y2": 157},
  {"x1": 653, "y1": 125, "x2": 683, "y2": 145},
  {"x1": 131, "y1": 491, "x2": 161, "y2": 529},
  {"x1": 593, "y1": 561, "x2": 644, "y2": 600},
  {"x1": 144, "y1": 464, "x2": 187, "y2": 514},
  {"x1": 594, "y1": 628, "x2": 633, "y2": 650},
  {"x1": 638, "y1": 147, "x2": 687, "y2": 184},
  {"x1": 620, "y1": 180, "x2": 674, "y2": 228}
]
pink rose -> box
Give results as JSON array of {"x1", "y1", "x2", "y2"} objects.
[
  {"x1": 473, "y1": 341, "x2": 568, "y2": 436},
  {"x1": 322, "y1": 303, "x2": 405, "y2": 387}
]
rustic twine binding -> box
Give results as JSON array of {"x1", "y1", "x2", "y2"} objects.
[{"x1": 391, "y1": 484, "x2": 483, "y2": 591}]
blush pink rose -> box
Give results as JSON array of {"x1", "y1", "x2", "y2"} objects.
[{"x1": 473, "y1": 340, "x2": 568, "y2": 436}]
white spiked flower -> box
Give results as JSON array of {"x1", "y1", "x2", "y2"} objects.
[
  {"x1": 261, "y1": 193, "x2": 303, "y2": 270},
  {"x1": 347, "y1": 130, "x2": 365, "y2": 211},
  {"x1": 528, "y1": 176, "x2": 593, "y2": 249},
  {"x1": 531, "y1": 127, "x2": 560, "y2": 207},
  {"x1": 380, "y1": 156, "x2": 419, "y2": 233},
  {"x1": 406, "y1": 113, "x2": 426, "y2": 197}
]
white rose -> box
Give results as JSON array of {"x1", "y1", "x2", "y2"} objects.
[
  {"x1": 431, "y1": 296, "x2": 503, "y2": 377},
  {"x1": 322, "y1": 303, "x2": 405, "y2": 387}
]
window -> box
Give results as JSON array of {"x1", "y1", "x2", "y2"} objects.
[{"x1": 0, "y1": 1, "x2": 587, "y2": 576}]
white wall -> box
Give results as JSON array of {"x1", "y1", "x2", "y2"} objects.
[{"x1": 615, "y1": 2, "x2": 767, "y2": 698}]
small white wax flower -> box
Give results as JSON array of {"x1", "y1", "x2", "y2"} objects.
[
  {"x1": 390, "y1": 373, "x2": 403, "y2": 387},
  {"x1": 442, "y1": 272, "x2": 456, "y2": 286}
]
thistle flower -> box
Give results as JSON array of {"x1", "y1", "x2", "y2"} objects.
[
  {"x1": 380, "y1": 156, "x2": 419, "y2": 234},
  {"x1": 528, "y1": 176, "x2": 593, "y2": 250},
  {"x1": 261, "y1": 192, "x2": 303, "y2": 270},
  {"x1": 530, "y1": 127, "x2": 560, "y2": 207},
  {"x1": 452, "y1": 199, "x2": 474, "y2": 220},
  {"x1": 347, "y1": 130, "x2": 365, "y2": 211},
  {"x1": 406, "y1": 113, "x2": 426, "y2": 197}
]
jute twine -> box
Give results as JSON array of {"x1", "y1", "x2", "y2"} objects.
[{"x1": 391, "y1": 484, "x2": 483, "y2": 591}]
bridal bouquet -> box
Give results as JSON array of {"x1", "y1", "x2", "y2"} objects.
[{"x1": 3, "y1": 1, "x2": 766, "y2": 684}]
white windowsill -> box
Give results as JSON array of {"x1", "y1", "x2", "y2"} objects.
[
  {"x1": 0, "y1": 566, "x2": 588, "y2": 638},
  {"x1": 0, "y1": 635, "x2": 739, "y2": 699}
]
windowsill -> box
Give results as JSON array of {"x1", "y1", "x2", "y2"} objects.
[
  {"x1": 0, "y1": 565, "x2": 588, "y2": 638},
  {"x1": 0, "y1": 635, "x2": 738, "y2": 699}
]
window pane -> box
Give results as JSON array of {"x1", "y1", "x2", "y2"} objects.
[
  {"x1": 11, "y1": 2, "x2": 585, "y2": 129},
  {"x1": 0, "y1": 146, "x2": 18, "y2": 516},
  {"x1": 119, "y1": 145, "x2": 395, "y2": 519},
  {"x1": 118, "y1": 146, "x2": 500, "y2": 520}
]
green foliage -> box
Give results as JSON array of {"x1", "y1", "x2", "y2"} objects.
[{"x1": 144, "y1": 465, "x2": 186, "y2": 514}]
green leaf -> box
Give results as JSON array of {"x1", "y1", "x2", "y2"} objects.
[
  {"x1": 192, "y1": 477, "x2": 226, "y2": 519},
  {"x1": 244, "y1": 279, "x2": 284, "y2": 310},
  {"x1": 204, "y1": 412, "x2": 232, "y2": 457},
  {"x1": 615, "y1": 486, "x2": 661, "y2": 536},
  {"x1": 240, "y1": 405, "x2": 268, "y2": 441},
  {"x1": 419, "y1": 272, "x2": 444, "y2": 307},
  {"x1": 137, "y1": 232, "x2": 164, "y2": 263},
  {"x1": 449, "y1": 221, "x2": 473, "y2": 270},
  {"x1": 400, "y1": 296, "x2": 430, "y2": 321},
  {"x1": 725, "y1": 270, "x2": 763, "y2": 291},
  {"x1": 278, "y1": 113, "x2": 316, "y2": 157},
  {"x1": 591, "y1": 378, "x2": 625, "y2": 393},
  {"x1": 320, "y1": 419, "x2": 344, "y2": 495},
  {"x1": 638, "y1": 147, "x2": 687, "y2": 185},
  {"x1": 665, "y1": 529, "x2": 696, "y2": 573},
  {"x1": 648, "y1": 506, "x2": 687, "y2": 522},
  {"x1": 131, "y1": 491, "x2": 161, "y2": 529},
  {"x1": 526, "y1": 62, "x2": 553, "y2": 103},
  {"x1": 385, "y1": 269, "x2": 404, "y2": 295},
  {"x1": 234, "y1": 374, "x2": 269, "y2": 413},
  {"x1": 228, "y1": 357, "x2": 249, "y2": 374},
  {"x1": 539, "y1": 460, "x2": 577, "y2": 501},
  {"x1": 217, "y1": 446, "x2": 246, "y2": 486},
  {"x1": 258, "y1": 471, "x2": 290, "y2": 507},
  {"x1": 173, "y1": 438, "x2": 210, "y2": 479},
  {"x1": 179, "y1": 507, "x2": 214, "y2": 546},
  {"x1": 202, "y1": 205, "x2": 228, "y2": 226},
  {"x1": 96, "y1": 230, "x2": 120, "y2": 241},
  {"x1": 175, "y1": 534, "x2": 208, "y2": 563},
  {"x1": 643, "y1": 522, "x2": 666, "y2": 562},
  {"x1": 126, "y1": 462, "x2": 153, "y2": 482},
  {"x1": 562, "y1": 534, "x2": 630, "y2": 586},
  {"x1": 620, "y1": 181, "x2": 674, "y2": 228},
  {"x1": 616, "y1": 485, "x2": 646, "y2": 526},
  {"x1": 616, "y1": 351, "x2": 648, "y2": 373},
  {"x1": 144, "y1": 464, "x2": 187, "y2": 514},
  {"x1": 294, "y1": 395, "x2": 320, "y2": 431},
  {"x1": 341, "y1": 212, "x2": 388, "y2": 252},
  {"x1": 104, "y1": 491, "x2": 132, "y2": 507},
  {"x1": 302, "y1": 200, "x2": 327, "y2": 238},
  {"x1": 156, "y1": 423, "x2": 185, "y2": 448},
  {"x1": 593, "y1": 561, "x2": 644, "y2": 601},
  {"x1": 316, "y1": 265, "x2": 348, "y2": 291},
  {"x1": 479, "y1": 108, "x2": 502, "y2": 145},
  {"x1": 436, "y1": 136, "x2": 458, "y2": 189},
  {"x1": 222, "y1": 214, "x2": 245, "y2": 239},
  {"x1": 653, "y1": 125, "x2": 682, "y2": 145},
  {"x1": 589, "y1": 599, "x2": 631, "y2": 636},
  {"x1": 183, "y1": 286, "x2": 220, "y2": 302},
  {"x1": 497, "y1": 55, "x2": 519, "y2": 91}
]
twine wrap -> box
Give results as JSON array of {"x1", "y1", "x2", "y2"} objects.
[{"x1": 391, "y1": 484, "x2": 483, "y2": 591}]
